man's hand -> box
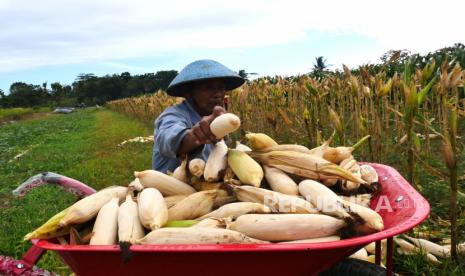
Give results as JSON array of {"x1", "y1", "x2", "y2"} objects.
[{"x1": 177, "y1": 106, "x2": 225, "y2": 156}]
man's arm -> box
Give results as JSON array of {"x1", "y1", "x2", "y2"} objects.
[{"x1": 177, "y1": 106, "x2": 225, "y2": 156}]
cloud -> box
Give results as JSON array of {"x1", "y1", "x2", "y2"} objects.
[{"x1": 0, "y1": 0, "x2": 463, "y2": 73}]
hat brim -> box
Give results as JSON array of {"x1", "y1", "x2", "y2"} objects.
[{"x1": 166, "y1": 76, "x2": 245, "y2": 97}]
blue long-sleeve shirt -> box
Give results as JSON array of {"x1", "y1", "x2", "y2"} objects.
[{"x1": 152, "y1": 100, "x2": 214, "y2": 173}]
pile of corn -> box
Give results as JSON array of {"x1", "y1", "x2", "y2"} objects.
[{"x1": 26, "y1": 112, "x2": 387, "y2": 247}]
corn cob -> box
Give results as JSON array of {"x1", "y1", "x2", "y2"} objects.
[
  {"x1": 264, "y1": 165, "x2": 298, "y2": 195},
  {"x1": 250, "y1": 151, "x2": 366, "y2": 184},
  {"x1": 164, "y1": 195, "x2": 188, "y2": 208},
  {"x1": 232, "y1": 185, "x2": 317, "y2": 214},
  {"x1": 204, "y1": 140, "x2": 228, "y2": 182},
  {"x1": 172, "y1": 157, "x2": 188, "y2": 183},
  {"x1": 298, "y1": 179, "x2": 351, "y2": 219},
  {"x1": 344, "y1": 200, "x2": 384, "y2": 234},
  {"x1": 245, "y1": 132, "x2": 278, "y2": 150},
  {"x1": 118, "y1": 194, "x2": 145, "y2": 245},
  {"x1": 229, "y1": 214, "x2": 345, "y2": 241},
  {"x1": 228, "y1": 149, "x2": 263, "y2": 187},
  {"x1": 137, "y1": 227, "x2": 268, "y2": 244},
  {"x1": 279, "y1": 235, "x2": 340, "y2": 244},
  {"x1": 134, "y1": 170, "x2": 195, "y2": 196},
  {"x1": 405, "y1": 236, "x2": 451, "y2": 258},
  {"x1": 210, "y1": 113, "x2": 241, "y2": 139},
  {"x1": 168, "y1": 190, "x2": 217, "y2": 220},
  {"x1": 59, "y1": 186, "x2": 127, "y2": 227},
  {"x1": 188, "y1": 158, "x2": 205, "y2": 178},
  {"x1": 395, "y1": 238, "x2": 440, "y2": 263},
  {"x1": 24, "y1": 207, "x2": 71, "y2": 240},
  {"x1": 197, "y1": 202, "x2": 271, "y2": 220},
  {"x1": 138, "y1": 188, "x2": 168, "y2": 230},
  {"x1": 349, "y1": 248, "x2": 368, "y2": 261},
  {"x1": 90, "y1": 197, "x2": 119, "y2": 245}
]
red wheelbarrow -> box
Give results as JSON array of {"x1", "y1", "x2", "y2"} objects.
[{"x1": 4, "y1": 164, "x2": 430, "y2": 276}]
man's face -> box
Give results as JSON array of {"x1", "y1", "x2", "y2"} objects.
[{"x1": 190, "y1": 79, "x2": 226, "y2": 115}]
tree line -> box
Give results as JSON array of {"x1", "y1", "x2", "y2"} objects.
[{"x1": 0, "y1": 70, "x2": 177, "y2": 108}]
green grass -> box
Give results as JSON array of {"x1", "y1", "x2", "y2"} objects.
[
  {"x1": 0, "y1": 107, "x2": 51, "y2": 122},
  {"x1": 0, "y1": 107, "x2": 153, "y2": 274}
]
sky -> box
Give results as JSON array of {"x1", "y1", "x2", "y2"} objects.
[{"x1": 0, "y1": 0, "x2": 464, "y2": 93}]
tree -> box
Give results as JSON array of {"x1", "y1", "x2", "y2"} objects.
[{"x1": 310, "y1": 56, "x2": 330, "y2": 80}]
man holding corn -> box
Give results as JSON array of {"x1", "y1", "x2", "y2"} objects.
[{"x1": 152, "y1": 59, "x2": 244, "y2": 173}]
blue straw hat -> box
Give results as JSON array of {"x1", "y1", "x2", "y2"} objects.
[{"x1": 167, "y1": 59, "x2": 245, "y2": 97}]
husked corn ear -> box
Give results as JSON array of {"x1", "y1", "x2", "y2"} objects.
[
  {"x1": 137, "y1": 227, "x2": 269, "y2": 244},
  {"x1": 232, "y1": 185, "x2": 318, "y2": 214},
  {"x1": 197, "y1": 202, "x2": 271, "y2": 220},
  {"x1": 24, "y1": 207, "x2": 71, "y2": 240},
  {"x1": 90, "y1": 197, "x2": 119, "y2": 245},
  {"x1": 210, "y1": 113, "x2": 241, "y2": 139},
  {"x1": 168, "y1": 190, "x2": 217, "y2": 220},
  {"x1": 258, "y1": 144, "x2": 311, "y2": 154},
  {"x1": 164, "y1": 195, "x2": 188, "y2": 208},
  {"x1": 235, "y1": 141, "x2": 252, "y2": 152},
  {"x1": 245, "y1": 132, "x2": 278, "y2": 150},
  {"x1": 188, "y1": 158, "x2": 205, "y2": 178},
  {"x1": 229, "y1": 214, "x2": 345, "y2": 241},
  {"x1": 349, "y1": 248, "x2": 368, "y2": 261},
  {"x1": 172, "y1": 158, "x2": 188, "y2": 183},
  {"x1": 394, "y1": 238, "x2": 440, "y2": 264},
  {"x1": 298, "y1": 180, "x2": 350, "y2": 219},
  {"x1": 279, "y1": 235, "x2": 340, "y2": 244},
  {"x1": 250, "y1": 151, "x2": 366, "y2": 184},
  {"x1": 59, "y1": 186, "x2": 127, "y2": 227},
  {"x1": 204, "y1": 140, "x2": 228, "y2": 182},
  {"x1": 344, "y1": 200, "x2": 384, "y2": 234},
  {"x1": 405, "y1": 236, "x2": 451, "y2": 258},
  {"x1": 135, "y1": 170, "x2": 195, "y2": 196},
  {"x1": 118, "y1": 194, "x2": 144, "y2": 244},
  {"x1": 264, "y1": 166, "x2": 298, "y2": 195},
  {"x1": 138, "y1": 188, "x2": 168, "y2": 230},
  {"x1": 228, "y1": 149, "x2": 263, "y2": 187}
]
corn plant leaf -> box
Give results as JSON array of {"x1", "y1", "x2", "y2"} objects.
[{"x1": 417, "y1": 76, "x2": 436, "y2": 106}]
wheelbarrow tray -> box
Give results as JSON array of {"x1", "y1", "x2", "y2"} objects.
[{"x1": 34, "y1": 163, "x2": 430, "y2": 276}]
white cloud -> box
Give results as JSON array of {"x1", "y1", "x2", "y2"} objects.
[{"x1": 0, "y1": 0, "x2": 463, "y2": 73}]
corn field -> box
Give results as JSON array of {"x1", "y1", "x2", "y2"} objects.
[{"x1": 107, "y1": 59, "x2": 465, "y2": 258}]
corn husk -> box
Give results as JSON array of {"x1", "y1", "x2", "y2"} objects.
[
  {"x1": 197, "y1": 202, "x2": 271, "y2": 220},
  {"x1": 228, "y1": 149, "x2": 263, "y2": 187},
  {"x1": 229, "y1": 214, "x2": 345, "y2": 241},
  {"x1": 168, "y1": 190, "x2": 217, "y2": 220},
  {"x1": 264, "y1": 166, "x2": 298, "y2": 195},
  {"x1": 137, "y1": 227, "x2": 268, "y2": 244},
  {"x1": 135, "y1": 170, "x2": 195, "y2": 196}
]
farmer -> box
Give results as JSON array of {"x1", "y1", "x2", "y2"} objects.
[{"x1": 152, "y1": 59, "x2": 245, "y2": 173}]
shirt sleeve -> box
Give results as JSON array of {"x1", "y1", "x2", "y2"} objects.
[{"x1": 154, "y1": 109, "x2": 190, "y2": 159}]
